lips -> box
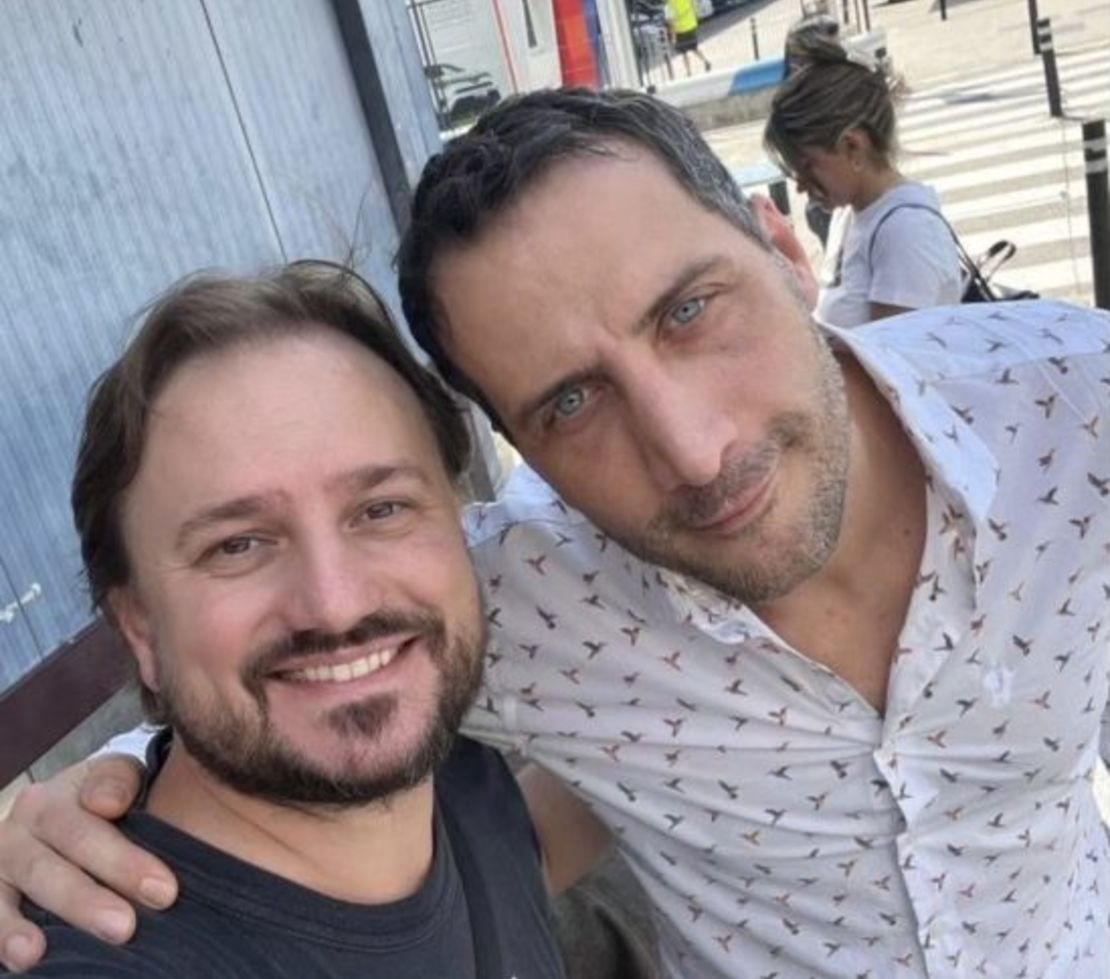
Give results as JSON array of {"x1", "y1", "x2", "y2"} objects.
[{"x1": 686, "y1": 467, "x2": 775, "y2": 535}]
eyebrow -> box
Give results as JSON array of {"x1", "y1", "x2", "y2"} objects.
[
  {"x1": 173, "y1": 464, "x2": 431, "y2": 551},
  {"x1": 174, "y1": 494, "x2": 282, "y2": 551},
  {"x1": 512, "y1": 256, "x2": 728, "y2": 430}
]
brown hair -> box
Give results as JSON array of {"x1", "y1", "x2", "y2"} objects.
[
  {"x1": 765, "y1": 38, "x2": 903, "y2": 179},
  {"x1": 72, "y1": 261, "x2": 470, "y2": 624}
]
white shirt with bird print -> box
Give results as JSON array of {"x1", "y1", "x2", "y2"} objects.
[{"x1": 462, "y1": 300, "x2": 1110, "y2": 979}]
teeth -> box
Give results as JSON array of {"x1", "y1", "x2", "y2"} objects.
[{"x1": 287, "y1": 648, "x2": 398, "y2": 684}]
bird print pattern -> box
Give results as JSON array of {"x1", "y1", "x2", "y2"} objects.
[{"x1": 462, "y1": 302, "x2": 1110, "y2": 979}]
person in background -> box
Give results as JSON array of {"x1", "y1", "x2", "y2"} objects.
[
  {"x1": 665, "y1": 0, "x2": 711, "y2": 76},
  {"x1": 781, "y1": 14, "x2": 842, "y2": 247},
  {"x1": 765, "y1": 37, "x2": 961, "y2": 326}
]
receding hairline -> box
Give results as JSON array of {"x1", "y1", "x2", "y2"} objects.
[
  {"x1": 116, "y1": 328, "x2": 456, "y2": 560},
  {"x1": 141, "y1": 324, "x2": 438, "y2": 445}
]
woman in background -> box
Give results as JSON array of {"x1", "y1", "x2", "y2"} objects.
[{"x1": 764, "y1": 38, "x2": 961, "y2": 327}]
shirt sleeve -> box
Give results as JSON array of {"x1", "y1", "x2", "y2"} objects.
[{"x1": 868, "y1": 208, "x2": 962, "y2": 311}]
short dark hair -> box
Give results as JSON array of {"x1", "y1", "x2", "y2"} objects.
[
  {"x1": 397, "y1": 87, "x2": 767, "y2": 427},
  {"x1": 73, "y1": 261, "x2": 470, "y2": 624}
]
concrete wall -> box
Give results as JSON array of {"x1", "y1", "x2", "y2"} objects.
[{"x1": 0, "y1": 0, "x2": 466, "y2": 789}]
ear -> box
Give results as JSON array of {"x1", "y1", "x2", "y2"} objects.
[
  {"x1": 750, "y1": 194, "x2": 819, "y2": 310},
  {"x1": 839, "y1": 129, "x2": 872, "y2": 169},
  {"x1": 107, "y1": 586, "x2": 161, "y2": 695}
]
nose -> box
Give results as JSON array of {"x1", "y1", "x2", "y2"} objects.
[
  {"x1": 283, "y1": 532, "x2": 379, "y2": 636},
  {"x1": 624, "y1": 367, "x2": 733, "y2": 493}
]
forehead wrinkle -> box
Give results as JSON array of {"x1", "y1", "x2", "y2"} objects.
[{"x1": 326, "y1": 463, "x2": 433, "y2": 496}]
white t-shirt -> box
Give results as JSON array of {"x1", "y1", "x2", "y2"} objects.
[{"x1": 815, "y1": 182, "x2": 962, "y2": 328}]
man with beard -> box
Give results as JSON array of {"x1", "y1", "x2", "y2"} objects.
[
  {"x1": 2, "y1": 262, "x2": 565, "y2": 978},
  {"x1": 2, "y1": 89, "x2": 1110, "y2": 979}
]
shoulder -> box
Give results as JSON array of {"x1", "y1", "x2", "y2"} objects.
[
  {"x1": 438, "y1": 738, "x2": 530, "y2": 831},
  {"x1": 464, "y1": 464, "x2": 609, "y2": 582},
  {"x1": 11, "y1": 914, "x2": 177, "y2": 979},
  {"x1": 840, "y1": 301, "x2": 1110, "y2": 384},
  {"x1": 466, "y1": 465, "x2": 582, "y2": 541},
  {"x1": 866, "y1": 184, "x2": 948, "y2": 240},
  {"x1": 437, "y1": 737, "x2": 543, "y2": 868}
]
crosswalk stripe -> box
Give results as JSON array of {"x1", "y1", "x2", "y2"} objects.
[
  {"x1": 893, "y1": 44, "x2": 1106, "y2": 305},
  {"x1": 904, "y1": 126, "x2": 1079, "y2": 166},
  {"x1": 900, "y1": 79, "x2": 1108, "y2": 142},
  {"x1": 906, "y1": 133, "x2": 1081, "y2": 182},
  {"x1": 901, "y1": 45, "x2": 1107, "y2": 94},
  {"x1": 900, "y1": 49, "x2": 1108, "y2": 115}
]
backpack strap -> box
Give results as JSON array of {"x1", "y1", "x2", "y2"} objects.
[{"x1": 866, "y1": 201, "x2": 996, "y2": 302}]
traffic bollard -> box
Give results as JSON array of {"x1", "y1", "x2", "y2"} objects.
[
  {"x1": 1083, "y1": 119, "x2": 1110, "y2": 311},
  {"x1": 1037, "y1": 19, "x2": 1063, "y2": 118}
]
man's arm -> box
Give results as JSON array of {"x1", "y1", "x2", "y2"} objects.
[
  {"x1": 0, "y1": 756, "x2": 176, "y2": 972},
  {"x1": 517, "y1": 764, "x2": 614, "y2": 896}
]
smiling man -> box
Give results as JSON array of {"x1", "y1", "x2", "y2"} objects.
[
  {"x1": 2, "y1": 89, "x2": 1110, "y2": 979},
  {"x1": 6, "y1": 263, "x2": 565, "y2": 978}
]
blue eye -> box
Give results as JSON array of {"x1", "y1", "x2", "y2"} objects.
[
  {"x1": 553, "y1": 388, "x2": 587, "y2": 418},
  {"x1": 363, "y1": 501, "x2": 404, "y2": 520},
  {"x1": 672, "y1": 297, "x2": 706, "y2": 326},
  {"x1": 218, "y1": 537, "x2": 257, "y2": 556}
]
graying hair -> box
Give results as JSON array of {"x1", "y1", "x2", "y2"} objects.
[{"x1": 397, "y1": 87, "x2": 768, "y2": 428}]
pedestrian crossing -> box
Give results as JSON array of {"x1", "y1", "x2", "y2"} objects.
[
  {"x1": 705, "y1": 43, "x2": 1108, "y2": 305},
  {"x1": 884, "y1": 45, "x2": 1107, "y2": 302}
]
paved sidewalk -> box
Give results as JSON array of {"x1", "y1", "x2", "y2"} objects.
[{"x1": 873, "y1": 0, "x2": 1109, "y2": 88}]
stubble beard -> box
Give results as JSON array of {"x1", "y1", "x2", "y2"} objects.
[
  {"x1": 611, "y1": 330, "x2": 851, "y2": 606},
  {"x1": 155, "y1": 609, "x2": 487, "y2": 811}
]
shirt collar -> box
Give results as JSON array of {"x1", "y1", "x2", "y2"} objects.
[
  {"x1": 659, "y1": 318, "x2": 998, "y2": 634},
  {"x1": 825, "y1": 319, "x2": 999, "y2": 528}
]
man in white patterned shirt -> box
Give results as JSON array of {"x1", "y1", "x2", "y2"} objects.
[{"x1": 2, "y1": 89, "x2": 1108, "y2": 979}]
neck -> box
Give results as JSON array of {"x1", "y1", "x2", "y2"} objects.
[
  {"x1": 777, "y1": 355, "x2": 923, "y2": 603},
  {"x1": 753, "y1": 352, "x2": 926, "y2": 709},
  {"x1": 852, "y1": 164, "x2": 904, "y2": 211},
  {"x1": 146, "y1": 740, "x2": 436, "y2": 904},
  {"x1": 810, "y1": 353, "x2": 926, "y2": 597}
]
